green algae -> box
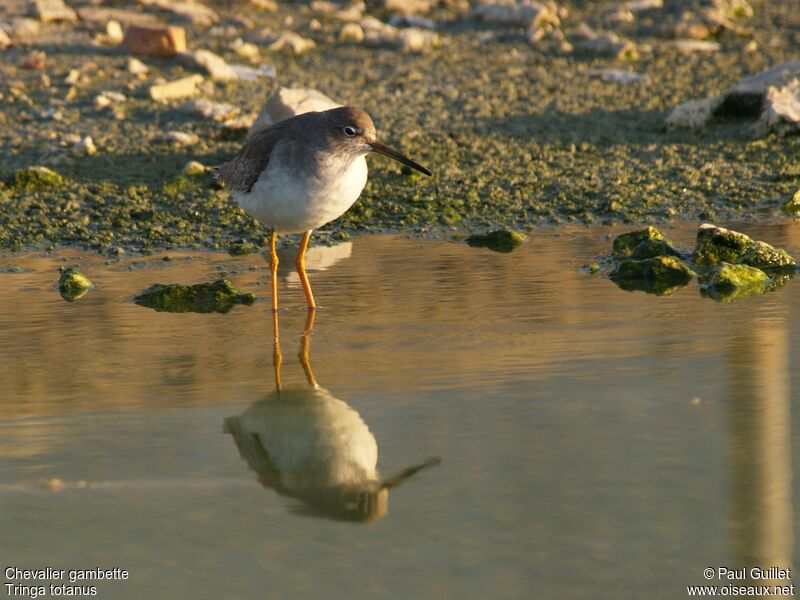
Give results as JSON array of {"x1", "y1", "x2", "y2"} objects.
[
  {"x1": 693, "y1": 224, "x2": 796, "y2": 270},
  {"x1": 693, "y1": 225, "x2": 755, "y2": 267},
  {"x1": 783, "y1": 190, "x2": 800, "y2": 217},
  {"x1": 739, "y1": 241, "x2": 796, "y2": 271},
  {"x1": 134, "y1": 279, "x2": 256, "y2": 314},
  {"x1": 612, "y1": 227, "x2": 670, "y2": 257},
  {"x1": 611, "y1": 256, "x2": 696, "y2": 296},
  {"x1": 700, "y1": 262, "x2": 770, "y2": 302},
  {"x1": 13, "y1": 166, "x2": 66, "y2": 191},
  {"x1": 466, "y1": 229, "x2": 528, "y2": 253},
  {"x1": 630, "y1": 238, "x2": 681, "y2": 260},
  {"x1": 58, "y1": 266, "x2": 92, "y2": 302},
  {"x1": 228, "y1": 240, "x2": 258, "y2": 256},
  {"x1": 603, "y1": 223, "x2": 797, "y2": 301}
]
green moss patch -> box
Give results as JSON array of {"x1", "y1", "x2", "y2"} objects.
[
  {"x1": 693, "y1": 224, "x2": 753, "y2": 266},
  {"x1": 228, "y1": 240, "x2": 258, "y2": 256},
  {"x1": 601, "y1": 223, "x2": 796, "y2": 301},
  {"x1": 700, "y1": 262, "x2": 770, "y2": 302},
  {"x1": 611, "y1": 256, "x2": 695, "y2": 296},
  {"x1": 134, "y1": 279, "x2": 256, "y2": 314},
  {"x1": 13, "y1": 166, "x2": 66, "y2": 191},
  {"x1": 740, "y1": 241, "x2": 796, "y2": 270},
  {"x1": 783, "y1": 190, "x2": 800, "y2": 217},
  {"x1": 694, "y1": 224, "x2": 795, "y2": 270},
  {"x1": 466, "y1": 229, "x2": 528, "y2": 253},
  {"x1": 58, "y1": 266, "x2": 92, "y2": 302},
  {"x1": 630, "y1": 238, "x2": 681, "y2": 260},
  {"x1": 612, "y1": 227, "x2": 670, "y2": 257}
]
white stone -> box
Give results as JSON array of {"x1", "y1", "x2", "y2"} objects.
[
  {"x1": 31, "y1": 0, "x2": 77, "y2": 23},
  {"x1": 105, "y1": 20, "x2": 123, "y2": 44},
  {"x1": 185, "y1": 98, "x2": 240, "y2": 121},
  {"x1": 665, "y1": 96, "x2": 723, "y2": 129},
  {"x1": 384, "y1": 0, "x2": 430, "y2": 16},
  {"x1": 264, "y1": 31, "x2": 316, "y2": 54},
  {"x1": 179, "y1": 49, "x2": 238, "y2": 82},
  {"x1": 127, "y1": 57, "x2": 149, "y2": 75},
  {"x1": 230, "y1": 37, "x2": 260, "y2": 60},
  {"x1": 249, "y1": 87, "x2": 341, "y2": 137},
  {"x1": 471, "y1": 0, "x2": 559, "y2": 28},
  {"x1": 624, "y1": 0, "x2": 662, "y2": 11},
  {"x1": 396, "y1": 27, "x2": 440, "y2": 52},
  {"x1": 148, "y1": 74, "x2": 204, "y2": 101},
  {"x1": 388, "y1": 15, "x2": 436, "y2": 29},
  {"x1": 758, "y1": 81, "x2": 800, "y2": 134},
  {"x1": 139, "y1": 0, "x2": 218, "y2": 26},
  {"x1": 183, "y1": 160, "x2": 207, "y2": 175},
  {"x1": 229, "y1": 63, "x2": 276, "y2": 81},
  {"x1": 666, "y1": 39, "x2": 721, "y2": 53},
  {"x1": 73, "y1": 136, "x2": 97, "y2": 155},
  {"x1": 339, "y1": 22, "x2": 364, "y2": 42},
  {"x1": 585, "y1": 69, "x2": 647, "y2": 84},
  {"x1": 162, "y1": 131, "x2": 200, "y2": 145}
]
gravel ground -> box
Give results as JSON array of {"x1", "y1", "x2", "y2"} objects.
[{"x1": 0, "y1": 0, "x2": 798, "y2": 254}]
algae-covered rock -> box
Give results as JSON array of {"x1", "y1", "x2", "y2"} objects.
[
  {"x1": 466, "y1": 229, "x2": 528, "y2": 253},
  {"x1": 739, "y1": 240, "x2": 796, "y2": 270},
  {"x1": 58, "y1": 266, "x2": 92, "y2": 301},
  {"x1": 611, "y1": 255, "x2": 696, "y2": 295},
  {"x1": 630, "y1": 238, "x2": 680, "y2": 259},
  {"x1": 612, "y1": 226, "x2": 669, "y2": 256},
  {"x1": 228, "y1": 240, "x2": 256, "y2": 256},
  {"x1": 693, "y1": 223, "x2": 796, "y2": 269},
  {"x1": 13, "y1": 166, "x2": 65, "y2": 190},
  {"x1": 782, "y1": 189, "x2": 800, "y2": 217},
  {"x1": 693, "y1": 224, "x2": 754, "y2": 266},
  {"x1": 134, "y1": 279, "x2": 256, "y2": 313},
  {"x1": 700, "y1": 262, "x2": 769, "y2": 302}
]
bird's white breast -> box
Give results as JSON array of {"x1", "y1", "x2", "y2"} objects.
[{"x1": 232, "y1": 148, "x2": 368, "y2": 234}]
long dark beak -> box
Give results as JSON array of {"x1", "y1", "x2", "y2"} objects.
[{"x1": 369, "y1": 140, "x2": 432, "y2": 176}]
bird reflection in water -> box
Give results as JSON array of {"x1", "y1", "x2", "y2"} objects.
[{"x1": 224, "y1": 310, "x2": 440, "y2": 523}]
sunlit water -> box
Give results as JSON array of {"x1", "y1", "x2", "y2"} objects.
[{"x1": 1, "y1": 223, "x2": 799, "y2": 599}]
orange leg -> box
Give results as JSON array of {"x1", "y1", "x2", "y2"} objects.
[
  {"x1": 272, "y1": 307, "x2": 282, "y2": 393},
  {"x1": 299, "y1": 309, "x2": 317, "y2": 386},
  {"x1": 269, "y1": 230, "x2": 279, "y2": 312},
  {"x1": 295, "y1": 230, "x2": 316, "y2": 311}
]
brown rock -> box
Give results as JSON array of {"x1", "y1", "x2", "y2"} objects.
[
  {"x1": 121, "y1": 25, "x2": 186, "y2": 57},
  {"x1": 22, "y1": 50, "x2": 47, "y2": 69}
]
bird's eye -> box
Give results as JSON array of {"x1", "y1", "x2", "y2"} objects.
[{"x1": 343, "y1": 126, "x2": 357, "y2": 137}]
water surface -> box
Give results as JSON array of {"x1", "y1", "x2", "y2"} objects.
[{"x1": 1, "y1": 223, "x2": 799, "y2": 599}]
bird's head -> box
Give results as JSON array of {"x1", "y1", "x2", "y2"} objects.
[{"x1": 325, "y1": 106, "x2": 431, "y2": 176}]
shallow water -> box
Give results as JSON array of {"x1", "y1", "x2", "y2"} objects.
[{"x1": 1, "y1": 223, "x2": 799, "y2": 599}]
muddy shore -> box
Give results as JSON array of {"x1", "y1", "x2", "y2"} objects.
[{"x1": 0, "y1": 0, "x2": 798, "y2": 254}]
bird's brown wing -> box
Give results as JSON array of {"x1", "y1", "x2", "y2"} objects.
[{"x1": 216, "y1": 125, "x2": 287, "y2": 193}]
